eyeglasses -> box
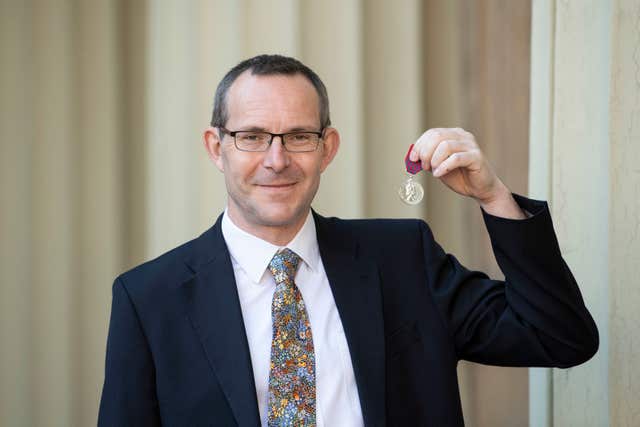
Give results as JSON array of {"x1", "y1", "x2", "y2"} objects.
[{"x1": 218, "y1": 127, "x2": 324, "y2": 152}]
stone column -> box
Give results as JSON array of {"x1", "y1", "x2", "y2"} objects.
[{"x1": 529, "y1": 0, "x2": 640, "y2": 425}]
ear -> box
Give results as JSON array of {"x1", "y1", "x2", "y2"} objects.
[
  {"x1": 203, "y1": 127, "x2": 225, "y2": 172},
  {"x1": 319, "y1": 127, "x2": 340, "y2": 173}
]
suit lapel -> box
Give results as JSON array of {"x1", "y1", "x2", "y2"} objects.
[
  {"x1": 181, "y1": 215, "x2": 260, "y2": 427},
  {"x1": 180, "y1": 212, "x2": 387, "y2": 426},
  {"x1": 314, "y1": 212, "x2": 387, "y2": 426}
]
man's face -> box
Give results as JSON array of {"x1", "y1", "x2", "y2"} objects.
[{"x1": 204, "y1": 72, "x2": 339, "y2": 235}]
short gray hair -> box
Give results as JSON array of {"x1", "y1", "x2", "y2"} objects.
[{"x1": 210, "y1": 54, "x2": 331, "y2": 129}]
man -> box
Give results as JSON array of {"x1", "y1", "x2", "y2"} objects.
[{"x1": 98, "y1": 54, "x2": 598, "y2": 426}]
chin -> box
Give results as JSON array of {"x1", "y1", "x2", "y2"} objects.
[{"x1": 255, "y1": 203, "x2": 307, "y2": 228}]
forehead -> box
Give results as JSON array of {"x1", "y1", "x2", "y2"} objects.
[{"x1": 225, "y1": 71, "x2": 320, "y2": 128}]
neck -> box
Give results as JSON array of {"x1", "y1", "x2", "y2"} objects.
[{"x1": 226, "y1": 208, "x2": 309, "y2": 247}]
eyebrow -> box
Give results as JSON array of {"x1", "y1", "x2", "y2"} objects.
[{"x1": 236, "y1": 125, "x2": 321, "y2": 132}]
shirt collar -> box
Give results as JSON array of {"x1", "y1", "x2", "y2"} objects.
[{"x1": 221, "y1": 209, "x2": 320, "y2": 284}]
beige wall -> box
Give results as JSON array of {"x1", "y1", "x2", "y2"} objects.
[
  {"x1": 423, "y1": 2, "x2": 532, "y2": 426},
  {"x1": 609, "y1": 2, "x2": 640, "y2": 425},
  {"x1": 1, "y1": 1, "x2": 125, "y2": 425},
  {"x1": 529, "y1": 0, "x2": 640, "y2": 426}
]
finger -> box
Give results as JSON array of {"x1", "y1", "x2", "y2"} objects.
[
  {"x1": 430, "y1": 127, "x2": 466, "y2": 140},
  {"x1": 410, "y1": 129, "x2": 436, "y2": 162},
  {"x1": 430, "y1": 139, "x2": 475, "y2": 171},
  {"x1": 451, "y1": 127, "x2": 475, "y2": 139},
  {"x1": 411, "y1": 129, "x2": 451, "y2": 170},
  {"x1": 432, "y1": 150, "x2": 479, "y2": 178},
  {"x1": 410, "y1": 129, "x2": 454, "y2": 161},
  {"x1": 410, "y1": 128, "x2": 473, "y2": 167}
]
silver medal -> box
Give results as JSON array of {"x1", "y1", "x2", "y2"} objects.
[{"x1": 398, "y1": 173, "x2": 424, "y2": 205}]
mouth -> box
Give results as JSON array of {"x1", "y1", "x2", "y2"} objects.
[{"x1": 256, "y1": 182, "x2": 297, "y2": 190}]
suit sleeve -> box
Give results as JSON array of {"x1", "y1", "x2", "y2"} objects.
[
  {"x1": 98, "y1": 278, "x2": 161, "y2": 426},
  {"x1": 422, "y1": 194, "x2": 599, "y2": 368}
]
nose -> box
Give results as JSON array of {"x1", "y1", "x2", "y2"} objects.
[{"x1": 261, "y1": 136, "x2": 290, "y2": 172}]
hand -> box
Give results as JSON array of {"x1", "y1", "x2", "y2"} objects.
[
  {"x1": 409, "y1": 127, "x2": 507, "y2": 205},
  {"x1": 410, "y1": 128, "x2": 526, "y2": 219}
]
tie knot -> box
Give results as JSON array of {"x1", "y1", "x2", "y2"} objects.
[{"x1": 268, "y1": 248, "x2": 301, "y2": 284}]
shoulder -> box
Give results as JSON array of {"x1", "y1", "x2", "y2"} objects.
[
  {"x1": 118, "y1": 239, "x2": 194, "y2": 284},
  {"x1": 314, "y1": 212, "x2": 433, "y2": 249},
  {"x1": 114, "y1": 224, "x2": 219, "y2": 300},
  {"x1": 327, "y1": 215, "x2": 423, "y2": 232}
]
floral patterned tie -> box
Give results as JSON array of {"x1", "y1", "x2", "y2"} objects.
[{"x1": 267, "y1": 248, "x2": 316, "y2": 426}]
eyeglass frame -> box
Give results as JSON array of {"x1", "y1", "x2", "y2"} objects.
[{"x1": 217, "y1": 126, "x2": 325, "y2": 152}]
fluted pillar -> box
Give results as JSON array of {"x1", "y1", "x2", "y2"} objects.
[{"x1": 529, "y1": 0, "x2": 640, "y2": 425}]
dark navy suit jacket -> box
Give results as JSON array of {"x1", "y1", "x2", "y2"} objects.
[{"x1": 98, "y1": 195, "x2": 598, "y2": 426}]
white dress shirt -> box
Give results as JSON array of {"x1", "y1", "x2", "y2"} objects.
[{"x1": 221, "y1": 210, "x2": 364, "y2": 427}]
